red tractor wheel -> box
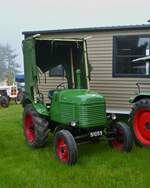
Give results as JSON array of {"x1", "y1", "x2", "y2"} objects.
[
  {"x1": 24, "y1": 113, "x2": 36, "y2": 143},
  {"x1": 130, "y1": 99, "x2": 150, "y2": 146},
  {"x1": 23, "y1": 104, "x2": 49, "y2": 148},
  {"x1": 54, "y1": 130, "x2": 78, "y2": 165},
  {"x1": 109, "y1": 122, "x2": 133, "y2": 152}
]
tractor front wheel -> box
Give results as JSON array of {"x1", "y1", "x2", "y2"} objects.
[
  {"x1": 23, "y1": 104, "x2": 49, "y2": 148},
  {"x1": 54, "y1": 130, "x2": 78, "y2": 165},
  {"x1": 108, "y1": 122, "x2": 133, "y2": 152},
  {"x1": 130, "y1": 98, "x2": 150, "y2": 146}
]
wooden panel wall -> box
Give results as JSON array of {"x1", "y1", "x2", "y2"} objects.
[{"x1": 38, "y1": 29, "x2": 150, "y2": 113}]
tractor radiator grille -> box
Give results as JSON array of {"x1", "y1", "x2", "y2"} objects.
[
  {"x1": 78, "y1": 103, "x2": 106, "y2": 127},
  {"x1": 60, "y1": 103, "x2": 75, "y2": 122},
  {"x1": 60, "y1": 102, "x2": 106, "y2": 127}
]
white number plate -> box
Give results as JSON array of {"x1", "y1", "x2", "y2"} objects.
[{"x1": 90, "y1": 131, "x2": 102, "y2": 137}]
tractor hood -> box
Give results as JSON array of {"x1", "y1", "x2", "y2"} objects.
[
  {"x1": 50, "y1": 89, "x2": 107, "y2": 127},
  {"x1": 54, "y1": 89, "x2": 105, "y2": 104}
]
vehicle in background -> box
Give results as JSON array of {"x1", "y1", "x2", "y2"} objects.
[
  {"x1": 15, "y1": 75, "x2": 25, "y2": 104},
  {"x1": 0, "y1": 84, "x2": 17, "y2": 107}
]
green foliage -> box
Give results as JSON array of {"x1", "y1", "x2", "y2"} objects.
[
  {"x1": 0, "y1": 44, "x2": 8, "y2": 82},
  {"x1": 0, "y1": 105, "x2": 150, "y2": 188}
]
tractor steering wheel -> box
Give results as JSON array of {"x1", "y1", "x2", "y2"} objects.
[{"x1": 56, "y1": 82, "x2": 68, "y2": 91}]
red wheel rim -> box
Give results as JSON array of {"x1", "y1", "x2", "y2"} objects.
[
  {"x1": 134, "y1": 108, "x2": 150, "y2": 145},
  {"x1": 111, "y1": 129, "x2": 124, "y2": 150},
  {"x1": 56, "y1": 138, "x2": 69, "y2": 162},
  {"x1": 24, "y1": 113, "x2": 35, "y2": 143}
]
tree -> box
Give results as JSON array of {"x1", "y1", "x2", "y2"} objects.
[
  {"x1": 0, "y1": 44, "x2": 8, "y2": 82},
  {"x1": 0, "y1": 44, "x2": 19, "y2": 84}
]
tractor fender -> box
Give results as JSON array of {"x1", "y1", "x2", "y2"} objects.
[
  {"x1": 32, "y1": 103, "x2": 49, "y2": 117},
  {"x1": 22, "y1": 92, "x2": 49, "y2": 117},
  {"x1": 129, "y1": 94, "x2": 150, "y2": 104}
]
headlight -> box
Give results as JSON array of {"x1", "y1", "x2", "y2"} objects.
[
  {"x1": 111, "y1": 113, "x2": 116, "y2": 120},
  {"x1": 107, "y1": 113, "x2": 116, "y2": 120},
  {"x1": 70, "y1": 121, "x2": 77, "y2": 127}
]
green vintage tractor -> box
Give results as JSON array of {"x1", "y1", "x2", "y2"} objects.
[
  {"x1": 129, "y1": 56, "x2": 150, "y2": 146},
  {"x1": 22, "y1": 35, "x2": 133, "y2": 165}
]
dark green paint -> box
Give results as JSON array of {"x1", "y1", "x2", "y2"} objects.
[
  {"x1": 33, "y1": 103, "x2": 49, "y2": 116},
  {"x1": 129, "y1": 93, "x2": 150, "y2": 103},
  {"x1": 22, "y1": 39, "x2": 37, "y2": 101},
  {"x1": 76, "y1": 69, "x2": 81, "y2": 89}
]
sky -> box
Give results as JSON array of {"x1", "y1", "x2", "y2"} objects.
[{"x1": 0, "y1": 0, "x2": 150, "y2": 72}]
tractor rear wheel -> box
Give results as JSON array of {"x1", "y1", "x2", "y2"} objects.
[
  {"x1": 108, "y1": 122, "x2": 133, "y2": 152},
  {"x1": 54, "y1": 130, "x2": 78, "y2": 165},
  {"x1": 130, "y1": 98, "x2": 150, "y2": 146},
  {"x1": 23, "y1": 104, "x2": 49, "y2": 148}
]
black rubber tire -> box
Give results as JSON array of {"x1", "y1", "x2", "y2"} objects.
[
  {"x1": 23, "y1": 104, "x2": 49, "y2": 148},
  {"x1": 15, "y1": 98, "x2": 21, "y2": 105},
  {"x1": 0, "y1": 96, "x2": 9, "y2": 108},
  {"x1": 54, "y1": 129, "x2": 78, "y2": 165},
  {"x1": 129, "y1": 98, "x2": 150, "y2": 147},
  {"x1": 15, "y1": 96, "x2": 22, "y2": 104},
  {"x1": 108, "y1": 122, "x2": 133, "y2": 152},
  {"x1": 15, "y1": 91, "x2": 23, "y2": 104}
]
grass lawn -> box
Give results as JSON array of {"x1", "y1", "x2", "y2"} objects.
[{"x1": 0, "y1": 104, "x2": 150, "y2": 188}]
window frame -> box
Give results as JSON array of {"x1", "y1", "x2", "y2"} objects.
[{"x1": 113, "y1": 34, "x2": 150, "y2": 78}]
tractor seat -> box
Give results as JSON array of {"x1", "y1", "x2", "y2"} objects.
[{"x1": 48, "y1": 90, "x2": 55, "y2": 99}]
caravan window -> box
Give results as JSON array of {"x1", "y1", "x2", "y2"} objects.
[
  {"x1": 113, "y1": 35, "x2": 150, "y2": 77},
  {"x1": 49, "y1": 65, "x2": 64, "y2": 77}
]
